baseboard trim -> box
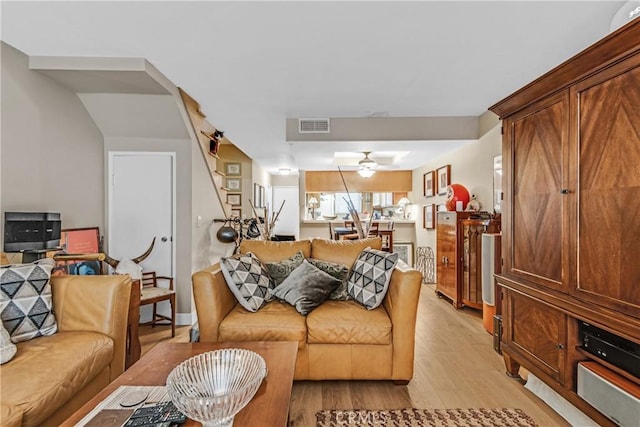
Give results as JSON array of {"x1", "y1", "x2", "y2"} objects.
[
  {"x1": 525, "y1": 373, "x2": 598, "y2": 426},
  {"x1": 176, "y1": 312, "x2": 195, "y2": 326}
]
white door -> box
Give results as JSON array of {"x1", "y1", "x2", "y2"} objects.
[
  {"x1": 272, "y1": 186, "x2": 299, "y2": 238},
  {"x1": 108, "y1": 152, "x2": 175, "y2": 278}
]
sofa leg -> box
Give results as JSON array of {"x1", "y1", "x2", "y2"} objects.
[{"x1": 393, "y1": 380, "x2": 410, "y2": 386}]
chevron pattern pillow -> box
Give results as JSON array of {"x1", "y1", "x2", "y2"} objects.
[
  {"x1": 0, "y1": 259, "x2": 57, "y2": 343},
  {"x1": 220, "y1": 252, "x2": 274, "y2": 312},
  {"x1": 347, "y1": 248, "x2": 398, "y2": 310}
]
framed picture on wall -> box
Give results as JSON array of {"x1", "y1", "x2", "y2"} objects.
[
  {"x1": 423, "y1": 204, "x2": 435, "y2": 229},
  {"x1": 226, "y1": 193, "x2": 241, "y2": 206},
  {"x1": 423, "y1": 171, "x2": 435, "y2": 198},
  {"x1": 253, "y1": 183, "x2": 261, "y2": 207},
  {"x1": 53, "y1": 227, "x2": 102, "y2": 276},
  {"x1": 225, "y1": 162, "x2": 241, "y2": 176},
  {"x1": 226, "y1": 178, "x2": 241, "y2": 191},
  {"x1": 231, "y1": 208, "x2": 242, "y2": 218},
  {"x1": 259, "y1": 185, "x2": 266, "y2": 208},
  {"x1": 437, "y1": 164, "x2": 451, "y2": 195}
]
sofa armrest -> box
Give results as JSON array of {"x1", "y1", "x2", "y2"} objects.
[
  {"x1": 192, "y1": 263, "x2": 236, "y2": 342},
  {"x1": 51, "y1": 275, "x2": 132, "y2": 380},
  {"x1": 382, "y1": 263, "x2": 422, "y2": 381}
]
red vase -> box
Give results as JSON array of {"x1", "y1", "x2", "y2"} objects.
[{"x1": 446, "y1": 184, "x2": 470, "y2": 211}]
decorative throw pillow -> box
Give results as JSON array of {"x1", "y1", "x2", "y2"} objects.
[
  {"x1": 271, "y1": 260, "x2": 341, "y2": 315},
  {"x1": 0, "y1": 258, "x2": 57, "y2": 343},
  {"x1": 348, "y1": 248, "x2": 398, "y2": 310},
  {"x1": 220, "y1": 252, "x2": 273, "y2": 312},
  {"x1": 307, "y1": 258, "x2": 350, "y2": 301},
  {"x1": 265, "y1": 251, "x2": 305, "y2": 286},
  {"x1": 0, "y1": 323, "x2": 17, "y2": 364}
]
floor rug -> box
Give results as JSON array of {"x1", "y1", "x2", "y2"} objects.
[{"x1": 315, "y1": 408, "x2": 538, "y2": 427}]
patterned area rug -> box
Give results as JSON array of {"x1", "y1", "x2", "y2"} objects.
[{"x1": 315, "y1": 408, "x2": 538, "y2": 427}]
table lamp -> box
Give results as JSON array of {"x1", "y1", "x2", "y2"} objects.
[
  {"x1": 398, "y1": 197, "x2": 411, "y2": 220},
  {"x1": 308, "y1": 197, "x2": 318, "y2": 220}
]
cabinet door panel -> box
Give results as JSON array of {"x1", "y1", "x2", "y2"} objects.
[
  {"x1": 436, "y1": 217, "x2": 458, "y2": 306},
  {"x1": 571, "y1": 57, "x2": 640, "y2": 316},
  {"x1": 507, "y1": 93, "x2": 568, "y2": 291},
  {"x1": 506, "y1": 291, "x2": 566, "y2": 382}
]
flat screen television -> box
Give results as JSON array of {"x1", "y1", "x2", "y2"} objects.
[{"x1": 3, "y1": 212, "x2": 61, "y2": 252}]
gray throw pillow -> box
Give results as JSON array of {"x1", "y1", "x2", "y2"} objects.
[
  {"x1": 265, "y1": 251, "x2": 305, "y2": 286},
  {"x1": 348, "y1": 247, "x2": 398, "y2": 310},
  {"x1": 220, "y1": 252, "x2": 273, "y2": 312},
  {"x1": 272, "y1": 260, "x2": 341, "y2": 315},
  {"x1": 307, "y1": 258, "x2": 350, "y2": 301}
]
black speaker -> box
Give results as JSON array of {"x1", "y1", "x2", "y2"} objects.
[{"x1": 493, "y1": 315, "x2": 502, "y2": 355}]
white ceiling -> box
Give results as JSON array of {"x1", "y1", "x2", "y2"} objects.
[{"x1": 1, "y1": 1, "x2": 626, "y2": 174}]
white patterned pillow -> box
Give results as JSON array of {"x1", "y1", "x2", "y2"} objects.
[
  {"x1": 347, "y1": 248, "x2": 398, "y2": 310},
  {"x1": 220, "y1": 252, "x2": 274, "y2": 312},
  {"x1": 0, "y1": 258, "x2": 57, "y2": 343},
  {"x1": 0, "y1": 323, "x2": 16, "y2": 364}
]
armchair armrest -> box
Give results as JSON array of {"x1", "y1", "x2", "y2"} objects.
[
  {"x1": 382, "y1": 262, "x2": 422, "y2": 381},
  {"x1": 51, "y1": 275, "x2": 132, "y2": 380},
  {"x1": 192, "y1": 263, "x2": 236, "y2": 342}
]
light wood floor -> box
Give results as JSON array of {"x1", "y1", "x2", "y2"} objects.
[{"x1": 140, "y1": 284, "x2": 569, "y2": 426}]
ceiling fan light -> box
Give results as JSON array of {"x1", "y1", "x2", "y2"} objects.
[
  {"x1": 358, "y1": 167, "x2": 375, "y2": 178},
  {"x1": 359, "y1": 152, "x2": 377, "y2": 168}
]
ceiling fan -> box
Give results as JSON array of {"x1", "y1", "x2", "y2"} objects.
[{"x1": 358, "y1": 152, "x2": 377, "y2": 178}]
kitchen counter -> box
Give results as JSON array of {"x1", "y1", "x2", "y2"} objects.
[{"x1": 300, "y1": 218, "x2": 416, "y2": 244}]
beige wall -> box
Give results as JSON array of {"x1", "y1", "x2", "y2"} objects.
[
  {"x1": 1, "y1": 42, "x2": 104, "y2": 238},
  {"x1": 1, "y1": 42, "x2": 228, "y2": 324},
  {"x1": 414, "y1": 121, "x2": 501, "y2": 261}
]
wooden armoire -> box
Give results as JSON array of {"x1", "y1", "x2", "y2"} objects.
[
  {"x1": 436, "y1": 211, "x2": 500, "y2": 309},
  {"x1": 489, "y1": 19, "x2": 640, "y2": 426}
]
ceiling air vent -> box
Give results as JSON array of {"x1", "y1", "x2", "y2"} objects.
[{"x1": 298, "y1": 118, "x2": 330, "y2": 134}]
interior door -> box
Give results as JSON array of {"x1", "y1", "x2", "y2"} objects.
[
  {"x1": 272, "y1": 186, "x2": 300, "y2": 238},
  {"x1": 108, "y1": 152, "x2": 175, "y2": 279}
]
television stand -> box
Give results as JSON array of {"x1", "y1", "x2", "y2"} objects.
[{"x1": 21, "y1": 249, "x2": 60, "y2": 263}]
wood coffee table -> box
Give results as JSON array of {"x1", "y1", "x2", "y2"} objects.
[{"x1": 62, "y1": 341, "x2": 297, "y2": 427}]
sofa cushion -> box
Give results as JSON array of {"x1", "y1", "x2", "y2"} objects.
[
  {"x1": 348, "y1": 248, "x2": 398, "y2": 310},
  {"x1": 307, "y1": 300, "x2": 392, "y2": 345},
  {"x1": 219, "y1": 301, "x2": 307, "y2": 349},
  {"x1": 1, "y1": 403, "x2": 22, "y2": 427},
  {"x1": 265, "y1": 251, "x2": 304, "y2": 286},
  {"x1": 220, "y1": 252, "x2": 273, "y2": 312},
  {"x1": 0, "y1": 259, "x2": 57, "y2": 343},
  {"x1": 307, "y1": 258, "x2": 350, "y2": 301},
  {"x1": 0, "y1": 331, "x2": 113, "y2": 426},
  {"x1": 239, "y1": 239, "x2": 311, "y2": 262},
  {"x1": 311, "y1": 237, "x2": 382, "y2": 268},
  {"x1": 271, "y1": 260, "x2": 341, "y2": 315}
]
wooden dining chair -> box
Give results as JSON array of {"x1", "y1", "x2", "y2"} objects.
[{"x1": 140, "y1": 271, "x2": 176, "y2": 337}]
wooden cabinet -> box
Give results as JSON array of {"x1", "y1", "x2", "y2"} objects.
[
  {"x1": 490, "y1": 19, "x2": 640, "y2": 426},
  {"x1": 436, "y1": 211, "x2": 500, "y2": 309}
]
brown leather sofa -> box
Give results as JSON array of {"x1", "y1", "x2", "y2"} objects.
[
  {"x1": 193, "y1": 238, "x2": 422, "y2": 383},
  {"x1": 0, "y1": 275, "x2": 132, "y2": 427}
]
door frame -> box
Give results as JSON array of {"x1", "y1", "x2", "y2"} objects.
[{"x1": 107, "y1": 151, "x2": 177, "y2": 277}]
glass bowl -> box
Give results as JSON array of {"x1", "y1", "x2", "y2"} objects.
[{"x1": 166, "y1": 348, "x2": 267, "y2": 427}]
